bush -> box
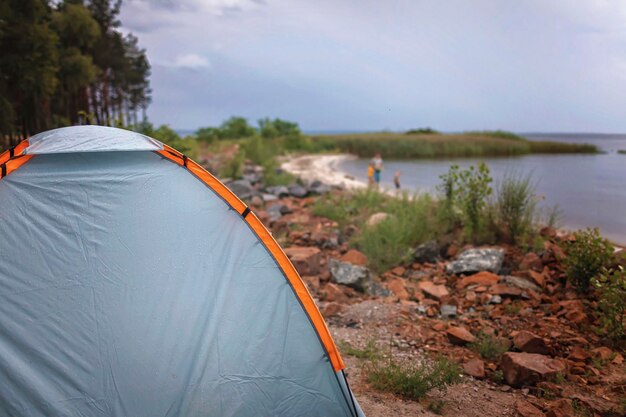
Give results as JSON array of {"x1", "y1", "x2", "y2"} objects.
[
  {"x1": 405, "y1": 127, "x2": 439, "y2": 135},
  {"x1": 354, "y1": 193, "x2": 435, "y2": 273},
  {"x1": 593, "y1": 266, "x2": 626, "y2": 345},
  {"x1": 564, "y1": 228, "x2": 613, "y2": 291},
  {"x1": 338, "y1": 339, "x2": 381, "y2": 361},
  {"x1": 219, "y1": 149, "x2": 246, "y2": 179},
  {"x1": 469, "y1": 333, "x2": 510, "y2": 360},
  {"x1": 367, "y1": 356, "x2": 461, "y2": 400},
  {"x1": 438, "y1": 163, "x2": 493, "y2": 242},
  {"x1": 495, "y1": 172, "x2": 537, "y2": 243}
]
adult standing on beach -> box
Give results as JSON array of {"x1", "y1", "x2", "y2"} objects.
[{"x1": 371, "y1": 152, "x2": 384, "y2": 186}]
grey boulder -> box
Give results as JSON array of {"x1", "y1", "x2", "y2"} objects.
[
  {"x1": 445, "y1": 248, "x2": 504, "y2": 275},
  {"x1": 329, "y1": 259, "x2": 372, "y2": 293}
]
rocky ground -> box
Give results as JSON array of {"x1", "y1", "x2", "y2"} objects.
[{"x1": 224, "y1": 163, "x2": 626, "y2": 417}]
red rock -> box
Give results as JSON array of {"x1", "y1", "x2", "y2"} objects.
[
  {"x1": 545, "y1": 399, "x2": 574, "y2": 417},
  {"x1": 447, "y1": 243, "x2": 458, "y2": 258},
  {"x1": 418, "y1": 281, "x2": 449, "y2": 300},
  {"x1": 339, "y1": 249, "x2": 368, "y2": 266},
  {"x1": 500, "y1": 352, "x2": 567, "y2": 387},
  {"x1": 590, "y1": 346, "x2": 613, "y2": 361},
  {"x1": 515, "y1": 400, "x2": 546, "y2": 417},
  {"x1": 568, "y1": 346, "x2": 590, "y2": 362},
  {"x1": 544, "y1": 241, "x2": 566, "y2": 262},
  {"x1": 520, "y1": 252, "x2": 543, "y2": 272},
  {"x1": 447, "y1": 326, "x2": 477, "y2": 345},
  {"x1": 391, "y1": 266, "x2": 406, "y2": 276},
  {"x1": 514, "y1": 331, "x2": 550, "y2": 355},
  {"x1": 463, "y1": 358, "x2": 485, "y2": 378},
  {"x1": 285, "y1": 246, "x2": 321, "y2": 275},
  {"x1": 489, "y1": 284, "x2": 523, "y2": 297},
  {"x1": 321, "y1": 283, "x2": 348, "y2": 303},
  {"x1": 540, "y1": 227, "x2": 557, "y2": 238},
  {"x1": 528, "y1": 269, "x2": 546, "y2": 287},
  {"x1": 387, "y1": 277, "x2": 410, "y2": 300},
  {"x1": 321, "y1": 302, "x2": 344, "y2": 317},
  {"x1": 456, "y1": 271, "x2": 500, "y2": 289},
  {"x1": 612, "y1": 353, "x2": 623, "y2": 364}
]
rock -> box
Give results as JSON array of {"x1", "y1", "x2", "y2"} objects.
[
  {"x1": 413, "y1": 240, "x2": 440, "y2": 263},
  {"x1": 418, "y1": 281, "x2": 449, "y2": 300},
  {"x1": 387, "y1": 277, "x2": 410, "y2": 300},
  {"x1": 329, "y1": 259, "x2": 372, "y2": 293},
  {"x1": 501, "y1": 275, "x2": 543, "y2": 293},
  {"x1": 228, "y1": 179, "x2": 254, "y2": 199},
  {"x1": 339, "y1": 249, "x2": 368, "y2": 266},
  {"x1": 514, "y1": 331, "x2": 550, "y2": 355},
  {"x1": 369, "y1": 282, "x2": 391, "y2": 297},
  {"x1": 457, "y1": 271, "x2": 500, "y2": 289},
  {"x1": 288, "y1": 184, "x2": 308, "y2": 198},
  {"x1": 391, "y1": 266, "x2": 406, "y2": 276},
  {"x1": 320, "y1": 283, "x2": 348, "y2": 303},
  {"x1": 590, "y1": 346, "x2": 613, "y2": 361},
  {"x1": 545, "y1": 399, "x2": 574, "y2": 417},
  {"x1": 267, "y1": 203, "x2": 291, "y2": 215},
  {"x1": 463, "y1": 358, "x2": 485, "y2": 378},
  {"x1": 284, "y1": 247, "x2": 321, "y2": 275},
  {"x1": 308, "y1": 181, "x2": 331, "y2": 195},
  {"x1": 366, "y1": 212, "x2": 389, "y2": 227},
  {"x1": 528, "y1": 269, "x2": 546, "y2": 288},
  {"x1": 440, "y1": 304, "x2": 457, "y2": 318},
  {"x1": 515, "y1": 400, "x2": 546, "y2": 417},
  {"x1": 265, "y1": 185, "x2": 289, "y2": 198},
  {"x1": 567, "y1": 346, "x2": 590, "y2": 362},
  {"x1": 489, "y1": 284, "x2": 523, "y2": 297},
  {"x1": 520, "y1": 252, "x2": 543, "y2": 272},
  {"x1": 489, "y1": 295, "x2": 502, "y2": 304},
  {"x1": 447, "y1": 326, "x2": 477, "y2": 345},
  {"x1": 249, "y1": 195, "x2": 263, "y2": 207},
  {"x1": 261, "y1": 193, "x2": 279, "y2": 203},
  {"x1": 446, "y1": 248, "x2": 505, "y2": 275},
  {"x1": 321, "y1": 302, "x2": 344, "y2": 317},
  {"x1": 301, "y1": 275, "x2": 320, "y2": 292},
  {"x1": 500, "y1": 352, "x2": 566, "y2": 387}
]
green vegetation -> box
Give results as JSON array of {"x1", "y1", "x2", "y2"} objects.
[
  {"x1": 313, "y1": 189, "x2": 437, "y2": 272},
  {"x1": 469, "y1": 333, "x2": 510, "y2": 361},
  {"x1": 494, "y1": 172, "x2": 537, "y2": 244},
  {"x1": 564, "y1": 228, "x2": 613, "y2": 291},
  {"x1": 439, "y1": 163, "x2": 493, "y2": 241},
  {"x1": 338, "y1": 339, "x2": 381, "y2": 361},
  {"x1": 1, "y1": 0, "x2": 150, "y2": 149},
  {"x1": 367, "y1": 356, "x2": 461, "y2": 400},
  {"x1": 593, "y1": 266, "x2": 626, "y2": 345},
  {"x1": 405, "y1": 127, "x2": 439, "y2": 135},
  {"x1": 618, "y1": 150, "x2": 626, "y2": 155},
  {"x1": 306, "y1": 131, "x2": 597, "y2": 159}
]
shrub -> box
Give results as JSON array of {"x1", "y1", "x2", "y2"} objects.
[
  {"x1": 593, "y1": 266, "x2": 626, "y2": 345},
  {"x1": 354, "y1": 193, "x2": 435, "y2": 272},
  {"x1": 469, "y1": 333, "x2": 509, "y2": 361},
  {"x1": 367, "y1": 356, "x2": 461, "y2": 400},
  {"x1": 564, "y1": 228, "x2": 613, "y2": 291},
  {"x1": 219, "y1": 150, "x2": 245, "y2": 179},
  {"x1": 405, "y1": 127, "x2": 439, "y2": 135},
  {"x1": 495, "y1": 172, "x2": 537, "y2": 243},
  {"x1": 438, "y1": 163, "x2": 493, "y2": 242},
  {"x1": 338, "y1": 339, "x2": 381, "y2": 361}
]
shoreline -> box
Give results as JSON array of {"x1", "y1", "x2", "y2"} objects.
[
  {"x1": 281, "y1": 153, "x2": 625, "y2": 248},
  {"x1": 280, "y1": 153, "x2": 367, "y2": 190}
]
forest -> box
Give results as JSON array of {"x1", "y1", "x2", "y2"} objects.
[{"x1": 0, "y1": 0, "x2": 150, "y2": 150}]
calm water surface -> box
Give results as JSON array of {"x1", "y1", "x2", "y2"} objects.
[{"x1": 339, "y1": 134, "x2": 626, "y2": 244}]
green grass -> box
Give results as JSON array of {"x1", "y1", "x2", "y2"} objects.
[
  {"x1": 307, "y1": 131, "x2": 598, "y2": 159},
  {"x1": 469, "y1": 333, "x2": 509, "y2": 361},
  {"x1": 367, "y1": 357, "x2": 461, "y2": 400},
  {"x1": 313, "y1": 189, "x2": 437, "y2": 272},
  {"x1": 338, "y1": 339, "x2": 381, "y2": 361}
]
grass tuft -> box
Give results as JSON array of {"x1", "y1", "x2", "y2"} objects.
[{"x1": 469, "y1": 333, "x2": 509, "y2": 361}]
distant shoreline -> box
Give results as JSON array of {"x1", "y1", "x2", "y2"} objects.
[{"x1": 281, "y1": 154, "x2": 367, "y2": 190}]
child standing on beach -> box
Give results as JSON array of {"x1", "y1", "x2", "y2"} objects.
[
  {"x1": 367, "y1": 163, "x2": 375, "y2": 187},
  {"x1": 393, "y1": 171, "x2": 401, "y2": 190}
]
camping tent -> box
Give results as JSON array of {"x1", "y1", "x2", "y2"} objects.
[{"x1": 0, "y1": 126, "x2": 364, "y2": 417}]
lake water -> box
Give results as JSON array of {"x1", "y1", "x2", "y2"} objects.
[{"x1": 338, "y1": 134, "x2": 626, "y2": 244}]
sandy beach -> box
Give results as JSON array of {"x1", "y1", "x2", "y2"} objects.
[{"x1": 281, "y1": 153, "x2": 367, "y2": 190}]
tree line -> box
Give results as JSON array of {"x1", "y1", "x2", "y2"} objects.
[{"x1": 0, "y1": 0, "x2": 151, "y2": 150}]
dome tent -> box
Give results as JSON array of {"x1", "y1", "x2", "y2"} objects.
[{"x1": 0, "y1": 126, "x2": 364, "y2": 417}]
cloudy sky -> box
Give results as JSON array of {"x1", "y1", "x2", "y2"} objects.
[{"x1": 120, "y1": 0, "x2": 626, "y2": 132}]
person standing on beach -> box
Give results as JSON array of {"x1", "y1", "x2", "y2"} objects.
[
  {"x1": 371, "y1": 152, "x2": 384, "y2": 186},
  {"x1": 367, "y1": 162, "x2": 375, "y2": 187},
  {"x1": 393, "y1": 171, "x2": 401, "y2": 190}
]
